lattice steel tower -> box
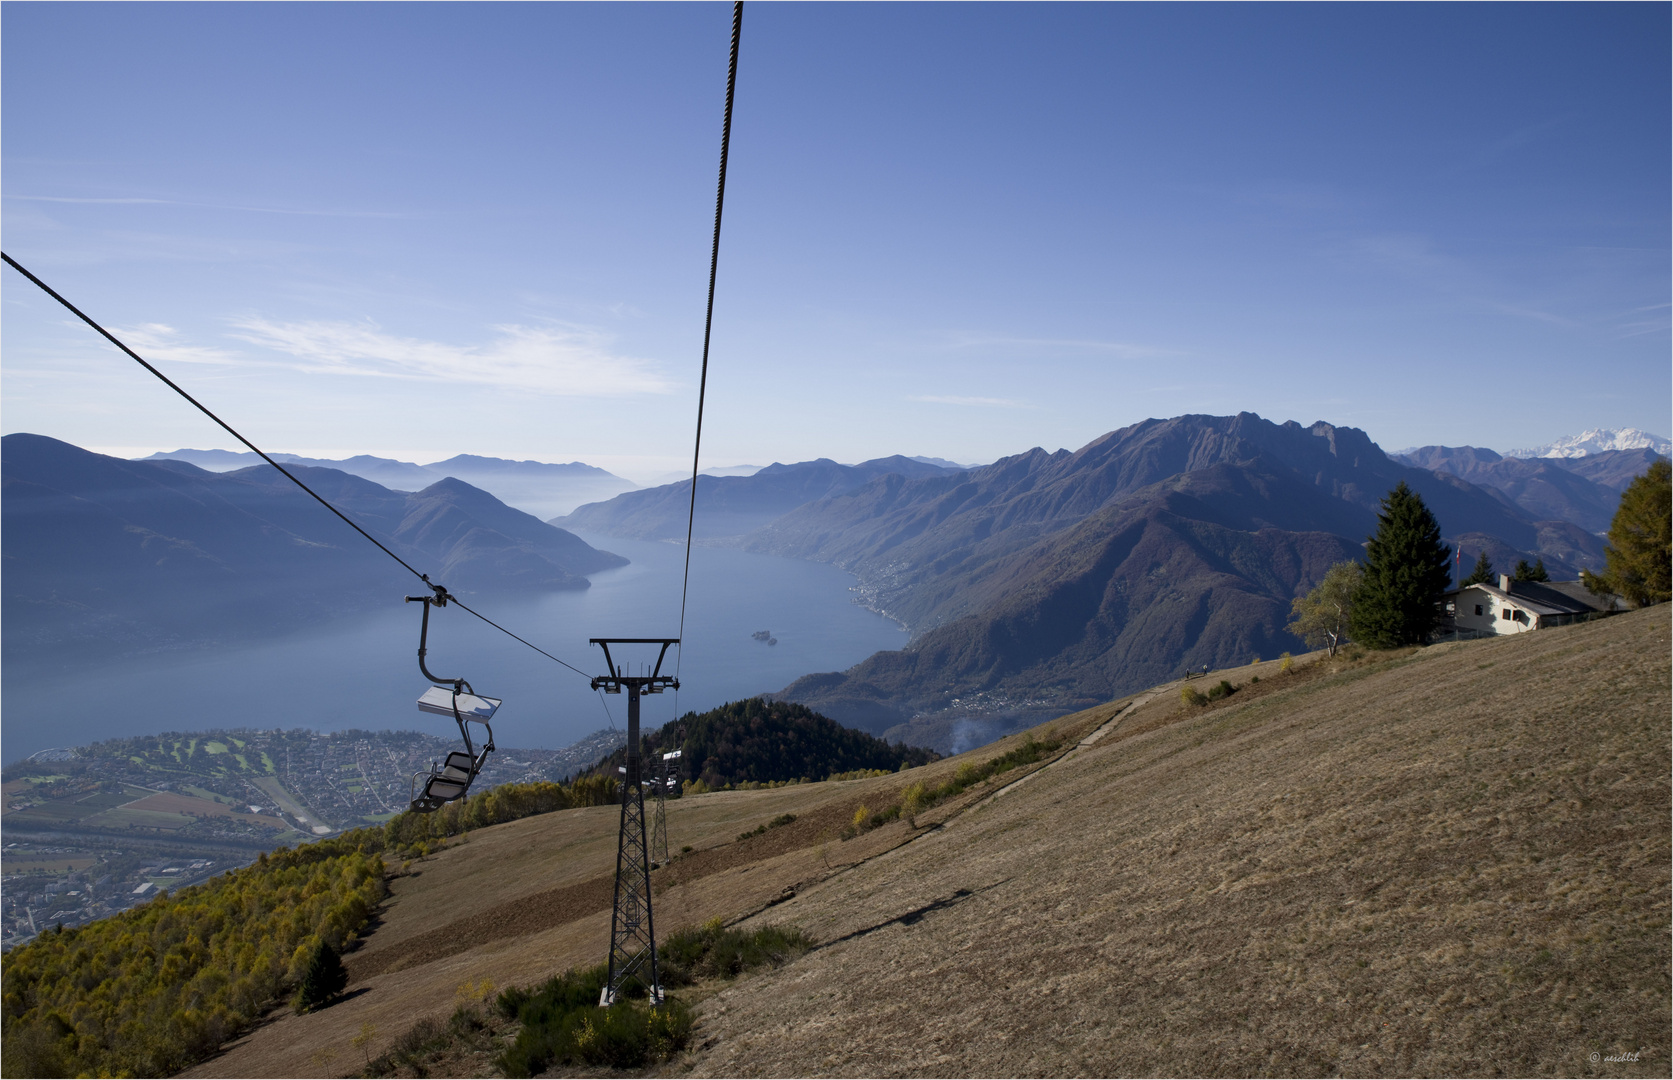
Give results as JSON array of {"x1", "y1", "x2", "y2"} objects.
[
  {"x1": 590, "y1": 638, "x2": 678, "y2": 1006},
  {"x1": 649, "y1": 746, "x2": 681, "y2": 867}
]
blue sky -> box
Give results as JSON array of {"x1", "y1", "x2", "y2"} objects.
[{"x1": 4, "y1": 2, "x2": 1667, "y2": 483}]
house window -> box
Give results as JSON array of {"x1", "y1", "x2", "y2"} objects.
[
  {"x1": 1502, "y1": 608, "x2": 1513, "y2": 621},
  {"x1": 1474, "y1": 604, "x2": 1483, "y2": 616}
]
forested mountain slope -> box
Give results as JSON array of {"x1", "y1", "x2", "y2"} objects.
[
  {"x1": 584, "y1": 698, "x2": 938, "y2": 789},
  {"x1": 779, "y1": 487, "x2": 1363, "y2": 739}
]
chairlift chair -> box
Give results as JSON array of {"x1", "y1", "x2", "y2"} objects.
[
  {"x1": 410, "y1": 685, "x2": 500, "y2": 811},
  {"x1": 405, "y1": 587, "x2": 500, "y2": 813}
]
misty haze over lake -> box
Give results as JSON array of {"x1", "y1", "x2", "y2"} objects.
[{"x1": 3, "y1": 535, "x2": 907, "y2": 764}]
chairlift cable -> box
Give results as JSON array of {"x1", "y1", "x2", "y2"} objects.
[
  {"x1": 447, "y1": 596, "x2": 593, "y2": 680},
  {"x1": 675, "y1": 0, "x2": 743, "y2": 679},
  {"x1": 3, "y1": 251, "x2": 436, "y2": 586},
  {"x1": 1, "y1": 251, "x2": 595, "y2": 685}
]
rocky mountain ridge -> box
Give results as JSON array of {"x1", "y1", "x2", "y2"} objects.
[
  {"x1": 552, "y1": 455, "x2": 963, "y2": 541},
  {"x1": 1394, "y1": 444, "x2": 1665, "y2": 532},
  {"x1": 741, "y1": 414, "x2": 1616, "y2": 748},
  {"x1": 1505, "y1": 427, "x2": 1671, "y2": 459}
]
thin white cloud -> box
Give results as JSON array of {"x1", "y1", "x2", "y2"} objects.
[
  {"x1": 1462, "y1": 112, "x2": 1577, "y2": 171},
  {"x1": 911, "y1": 394, "x2": 1030, "y2": 408},
  {"x1": 1486, "y1": 302, "x2": 1575, "y2": 328},
  {"x1": 7, "y1": 194, "x2": 406, "y2": 218},
  {"x1": 110, "y1": 323, "x2": 242, "y2": 364},
  {"x1": 9, "y1": 195, "x2": 171, "y2": 205},
  {"x1": 228, "y1": 317, "x2": 675, "y2": 396},
  {"x1": 948, "y1": 334, "x2": 1174, "y2": 359}
]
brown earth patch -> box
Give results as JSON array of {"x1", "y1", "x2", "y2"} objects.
[
  {"x1": 347, "y1": 872, "x2": 617, "y2": 980},
  {"x1": 121, "y1": 791, "x2": 289, "y2": 830}
]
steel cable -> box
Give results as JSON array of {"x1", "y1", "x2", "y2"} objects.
[{"x1": 674, "y1": 0, "x2": 744, "y2": 705}]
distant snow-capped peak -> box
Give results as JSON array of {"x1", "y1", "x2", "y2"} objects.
[{"x1": 1506, "y1": 428, "x2": 1671, "y2": 459}]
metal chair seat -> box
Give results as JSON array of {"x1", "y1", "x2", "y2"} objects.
[{"x1": 402, "y1": 588, "x2": 500, "y2": 814}]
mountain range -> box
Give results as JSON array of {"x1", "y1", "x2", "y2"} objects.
[
  {"x1": 552, "y1": 455, "x2": 965, "y2": 540},
  {"x1": 1390, "y1": 444, "x2": 1662, "y2": 533},
  {"x1": 1504, "y1": 427, "x2": 1671, "y2": 459},
  {"x1": 14, "y1": 415, "x2": 1665, "y2": 755},
  {"x1": 5, "y1": 434, "x2": 625, "y2": 660},
  {"x1": 557, "y1": 413, "x2": 1656, "y2": 751},
  {"x1": 141, "y1": 449, "x2": 636, "y2": 520}
]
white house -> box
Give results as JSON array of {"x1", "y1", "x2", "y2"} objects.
[{"x1": 1444, "y1": 574, "x2": 1625, "y2": 636}]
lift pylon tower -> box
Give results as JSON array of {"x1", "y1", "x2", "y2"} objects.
[
  {"x1": 650, "y1": 747, "x2": 682, "y2": 867},
  {"x1": 590, "y1": 638, "x2": 679, "y2": 1007}
]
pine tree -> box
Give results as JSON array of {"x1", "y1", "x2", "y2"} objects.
[
  {"x1": 1512, "y1": 558, "x2": 1535, "y2": 582},
  {"x1": 1583, "y1": 459, "x2": 1671, "y2": 605},
  {"x1": 292, "y1": 940, "x2": 347, "y2": 1013},
  {"x1": 1350, "y1": 481, "x2": 1453, "y2": 647},
  {"x1": 1462, "y1": 551, "x2": 1494, "y2": 587}
]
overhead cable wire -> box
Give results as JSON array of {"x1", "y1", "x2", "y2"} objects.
[
  {"x1": 1, "y1": 250, "x2": 594, "y2": 683},
  {"x1": 675, "y1": 0, "x2": 744, "y2": 690},
  {"x1": 448, "y1": 597, "x2": 595, "y2": 680},
  {"x1": 3, "y1": 251, "x2": 436, "y2": 586}
]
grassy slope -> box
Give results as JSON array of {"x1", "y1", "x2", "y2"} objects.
[
  {"x1": 693, "y1": 606, "x2": 1669, "y2": 1077},
  {"x1": 184, "y1": 608, "x2": 1667, "y2": 1077}
]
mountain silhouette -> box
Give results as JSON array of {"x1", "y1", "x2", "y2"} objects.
[
  {"x1": 745, "y1": 414, "x2": 1608, "y2": 747},
  {"x1": 1392, "y1": 444, "x2": 1659, "y2": 533},
  {"x1": 551, "y1": 456, "x2": 962, "y2": 540},
  {"x1": 142, "y1": 448, "x2": 635, "y2": 520},
  {"x1": 4, "y1": 434, "x2": 625, "y2": 660}
]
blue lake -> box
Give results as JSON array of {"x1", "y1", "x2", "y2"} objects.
[{"x1": 1, "y1": 535, "x2": 908, "y2": 764}]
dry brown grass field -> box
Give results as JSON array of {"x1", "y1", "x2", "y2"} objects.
[{"x1": 185, "y1": 606, "x2": 1670, "y2": 1078}]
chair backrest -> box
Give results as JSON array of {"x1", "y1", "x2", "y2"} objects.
[{"x1": 425, "y1": 774, "x2": 469, "y2": 802}]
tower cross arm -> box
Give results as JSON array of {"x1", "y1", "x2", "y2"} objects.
[{"x1": 588, "y1": 638, "x2": 681, "y2": 689}]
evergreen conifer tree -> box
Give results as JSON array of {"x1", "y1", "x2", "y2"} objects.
[
  {"x1": 1349, "y1": 481, "x2": 1452, "y2": 647},
  {"x1": 1583, "y1": 459, "x2": 1671, "y2": 605},
  {"x1": 292, "y1": 939, "x2": 348, "y2": 1013},
  {"x1": 1462, "y1": 551, "x2": 1494, "y2": 587}
]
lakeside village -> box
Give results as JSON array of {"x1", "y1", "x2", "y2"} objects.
[{"x1": 0, "y1": 725, "x2": 625, "y2": 950}]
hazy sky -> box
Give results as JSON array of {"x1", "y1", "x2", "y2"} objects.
[{"x1": 4, "y1": 3, "x2": 1667, "y2": 483}]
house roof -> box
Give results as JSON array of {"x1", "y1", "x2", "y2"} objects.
[
  {"x1": 1469, "y1": 584, "x2": 1574, "y2": 617},
  {"x1": 1449, "y1": 579, "x2": 1613, "y2": 617},
  {"x1": 1524, "y1": 579, "x2": 1624, "y2": 612}
]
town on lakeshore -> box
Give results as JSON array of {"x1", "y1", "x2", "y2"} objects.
[{"x1": 0, "y1": 726, "x2": 623, "y2": 949}]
